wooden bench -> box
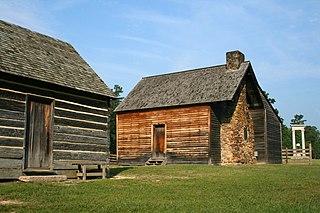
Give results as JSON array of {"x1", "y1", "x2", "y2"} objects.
[{"x1": 72, "y1": 162, "x2": 109, "y2": 180}]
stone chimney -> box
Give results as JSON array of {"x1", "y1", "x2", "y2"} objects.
[{"x1": 226, "y1": 50, "x2": 245, "y2": 70}]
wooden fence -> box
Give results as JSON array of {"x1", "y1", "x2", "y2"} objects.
[{"x1": 282, "y1": 144, "x2": 312, "y2": 165}]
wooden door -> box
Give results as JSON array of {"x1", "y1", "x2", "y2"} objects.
[
  {"x1": 25, "y1": 96, "x2": 53, "y2": 170},
  {"x1": 153, "y1": 124, "x2": 165, "y2": 159}
]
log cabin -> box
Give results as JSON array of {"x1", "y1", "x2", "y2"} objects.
[
  {"x1": 115, "y1": 50, "x2": 282, "y2": 165},
  {"x1": 0, "y1": 20, "x2": 115, "y2": 179}
]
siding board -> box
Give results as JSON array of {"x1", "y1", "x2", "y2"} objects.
[{"x1": 117, "y1": 105, "x2": 210, "y2": 165}]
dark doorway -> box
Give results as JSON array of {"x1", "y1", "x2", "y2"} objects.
[
  {"x1": 24, "y1": 96, "x2": 53, "y2": 171},
  {"x1": 152, "y1": 124, "x2": 165, "y2": 159}
]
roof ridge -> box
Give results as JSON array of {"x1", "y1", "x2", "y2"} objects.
[{"x1": 142, "y1": 63, "x2": 226, "y2": 79}]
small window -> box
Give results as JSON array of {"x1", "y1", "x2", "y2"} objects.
[{"x1": 244, "y1": 127, "x2": 249, "y2": 141}]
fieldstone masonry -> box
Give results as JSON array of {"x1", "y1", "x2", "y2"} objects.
[{"x1": 220, "y1": 84, "x2": 255, "y2": 164}]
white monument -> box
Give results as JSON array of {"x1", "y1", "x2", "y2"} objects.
[{"x1": 291, "y1": 124, "x2": 305, "y2": 156}]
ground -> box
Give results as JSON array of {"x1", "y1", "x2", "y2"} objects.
[{"x1": 1, "y1": 161, "x2": 320, "y2": 212}]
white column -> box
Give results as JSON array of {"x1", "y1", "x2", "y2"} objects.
[
  {"x1": 292, "y1": 130, "x2": 296, "y2": 156},
  {"x1": 301, "y1": 129, "x2": 306, "y2": 156}
]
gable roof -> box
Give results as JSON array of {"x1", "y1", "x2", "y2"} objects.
[
  {"x1": 0, "y1": 20, "x2": 115, "y2": 98},
  {"x1": 116, "y1": 61, "x2": 250, "y2": 112}
]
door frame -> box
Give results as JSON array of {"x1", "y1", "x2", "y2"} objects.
[
  {"x1": 151, "y1": 123, "x2": 166, "y2": 159},
  {"x1": 23, "y1": 94, "x2": 54, "y2": 172}
]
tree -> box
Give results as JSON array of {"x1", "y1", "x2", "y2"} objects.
[
  {"x1": 263, "y1": 91, "x2": 291, "y2": 148},
  {"x1": 109, "y1": 85, "x2": 123, "y2": 154},
  {"x1": 290, "y1": 114, "x2": 307, "y2": 124},
  {"x1": 263, "y1": 90, "x2": 282, "y2": 122},
  {"x1": 281, "y1": 125, "x2": 292, "y2": 148},
  {"x1": 305, "y1": 126, "x2": 320, "y2": 159}
]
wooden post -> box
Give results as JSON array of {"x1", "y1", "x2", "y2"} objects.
[
  {"x1": 309, "y1": 143, "x2": 312, "y2": 165},
  {"x1": 285, "y1": 147, "x2": 288, "y2": 164},
  {"x1": 102, "y1": 165, "x2": 106, "y2": 179},
  {"x1": 83, "y1": 165, "x2": 87, "y2": 180}
]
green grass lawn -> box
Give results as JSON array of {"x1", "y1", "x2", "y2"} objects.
[{"x1": 1, "y1": 161, "x2": 320, "y2": 212}]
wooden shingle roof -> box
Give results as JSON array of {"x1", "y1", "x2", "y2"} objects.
[
  {"x1": 0, "y1": 20, "x2": 115, "y2": 98},
  {"x1": 116, "y1": 61, "x2": 250, "y2": 112}
]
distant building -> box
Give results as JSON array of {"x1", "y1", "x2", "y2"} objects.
[
  {"x1": 116, "y1": 51, "x2": 282, "y2": 165},
  {"x1": 0, "y1": 20, "x2": 115, "y2": 179}
]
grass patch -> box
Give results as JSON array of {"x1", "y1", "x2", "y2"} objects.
[{"x1": 1, "y1": 163, "x2": 320, "y2": 212}]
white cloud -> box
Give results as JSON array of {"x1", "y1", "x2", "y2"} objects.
[
  {"x1": 0, "y1": 0, "x2": 51, "y2": 33},
  {"x1": 115, "y1": 35, "x2": 173, "y2": 49},
  {"x1": 120, "y1": 8, "x2": 190, "y2": 25}
]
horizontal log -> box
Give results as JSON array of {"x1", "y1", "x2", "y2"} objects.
[
  {"x1": 54, "y1": 117, "x2": 107, "y2": 131},
  {"x1": 53, "y1": 160, "x2": 79, "y2": 170},
  {"x1": 55, "y1": 108, "x2": 108, "y2": 124},
  {"x1": 0, "y1": 146, "x2": 23, "y2": 159},
  {"x1": 0, "y1": 128, "x2": 24, "y2": 138},
  {"x1": 0, "y1": 118, "x2": 25, "y2": 128},
  {"x1": 0, "y1": 80, "x2": 109, "y2": 109},
  {"x1": 53, "y1": 150, "x2": 107, "y2": 161},
  {"x1": 0, "y1": 168, "x2": 22, "y2": 179},
  {"x1": 0, "y1": 98, "x2": 25, "y2": 112},
  {"x1": 0, "y1": 109, "x2": 25, "y2": 120},
  {"x1": 55, "y1": 100, "x2": 108, "y2": 116},
  {"x1": 0, "y1": 137, "x2": 24, "y2": 147},
  {"x1": 54, "y1": 125, "x2": 107, "y2": 138},
  {"x1": 0, "y1": 88, "x2": 26, "y2": 101},
  {"x1": 53, "y1": 141, "x2": 107, "y2": 152},
  {"x1": 53, "y1": 133, "x2": 107, "y2": 145},
  {"x1": 0, "y1": 158, "x2": 22, "y2": 169}
]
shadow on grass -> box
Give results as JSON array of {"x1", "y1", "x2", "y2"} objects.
[{"x1": 109, "y1": 167, "x2": 133, "y2": 178}]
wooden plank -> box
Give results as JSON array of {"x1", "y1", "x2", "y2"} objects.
[
  {"x1": 54, "y1": 125, "x2": 107, "y2": 138},
  {"x1": 54, "y1": 117, "x2": 107, "y2": 131},
  {"x1": 0, "y1": 158, "x2": 22, "y2": 169},
  {"x1": 0, "y1": 109, "x2": 25, "y2": 120},
  {"x1": 53, "y1": 160, "x2": 78, "y2": 170},
  {"x1": 53, "y1": 133, "x2": 107, "y2": 145},
  {"x1": 0, "y1": 88, "x2": 26, "y2": 101},
  {"x1": 0, "y1": 118, "x2": 24, "y2": 128},
  {"x1": 53, "y1": 141, "x2": 107, "y2": 152},
  {"x1": 0, "y1": 168, "x2": 22, "y2": 179},
  {"x1": 0, "y1": 79, "x2": 108, "y2": 109},
  {"x1": 0, "y1": 128, "x2": 24, "y2": 138},
  {"x1": 0, "y1": 147, "x2": 23, "y2": 159},
  {"x1": 55, "y1": 100, "x2": 108, "y2": 116},
  {"x1": 55, "y1": 108, "x2": 108, "y2": 124},
  {"x1": 0, "y1": 98, "x2": 25, "y2": 112},
  {"x1": 0, "y1": 137, "x2": 23, "y2": 147},
  {"x1": 53, "y1": 150, "x2": 107, "y2": 161}
]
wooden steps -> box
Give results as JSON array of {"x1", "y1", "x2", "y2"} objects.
[{"x1": 145, "y1": 158, "x2": 167, "y2": 166}]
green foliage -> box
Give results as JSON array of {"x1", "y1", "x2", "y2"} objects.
[
  {"x1": 281, "y1": 124, "x2": 292, "y2": 148},
  {"x1": 263, "y1": 92, "x2": 320, "y2": 159},
  {"x1": 305, "y1": 126, "x2": 320, "y2": 159},
  {"x1": 109, "y1": 85, "x2": 123, "y2": 154},
  {"x1": 1, "y1": 164, "x2": 320, "y2": 212},
  {"x1": 290, "y1": 114, "x2": 307, "y2": 124},
  {"x1": 263, "y1": 90, "x2": 276, "y2": 105}
]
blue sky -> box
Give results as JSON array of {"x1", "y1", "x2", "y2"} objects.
[{"x1": 1, "y1": 0, "x2": 319, "y2": 128}]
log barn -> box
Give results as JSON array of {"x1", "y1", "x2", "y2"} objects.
[
  {"x1": 116, "y1": 50, "x2": 282, "y2": 165},
  {"x1": 0, "y1": 20, "x2": 115, "y2": 179}
]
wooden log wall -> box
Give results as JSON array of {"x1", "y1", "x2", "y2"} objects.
[
  {"x1": 117, "y1": 105, "x2": 211, "y2": 165},
  {"x1": 209, "y1": 106, "x2": 221, "y2": 164},
  {"x1": 251, "y1": 108, "x2": 267, "y2": 162},
  {"x1": 0, "y1": 87, "x2": 25, "y2": 178},
  {"x1": 260, "y1": 91, "x2": 282, "y2": 163},
  {"x1": 0, "y1": 79, "x2": 109, "y2": 179}
]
